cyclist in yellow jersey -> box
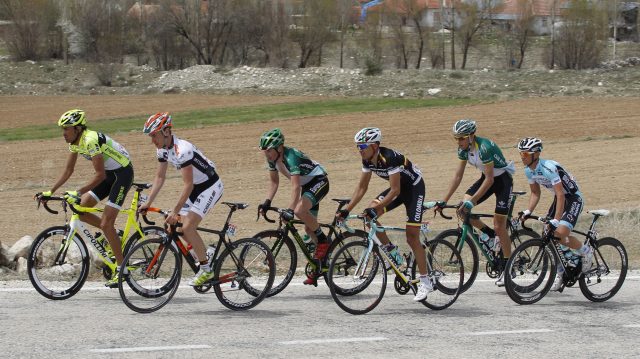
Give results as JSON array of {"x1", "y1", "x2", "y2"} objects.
[{"x1": 39, "y1": 109, "x2": 134, "y2": 287}]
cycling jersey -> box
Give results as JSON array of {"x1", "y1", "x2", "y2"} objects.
[
  {"x1": 69, "y1": 130, "x2": 130, "y2": 171},
  {"x1": 362, "y1": 147, "x2": 422, "y2": 187},
  {"x1": 157, "y1": 135, "x2": 219, "y2": 185},
  {"x1": 267, "y1": 146, "x2": 326, "y2": 185},
  {"x1": 458, "y1": 136, "x2": 515, "y2": 176},
  {"x1": 524, "y1": 158, "x2": 580, "y2": 196}
]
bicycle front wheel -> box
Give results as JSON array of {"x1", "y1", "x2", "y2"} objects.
[
  {"x1": 504, "y1": 239, "x2": 555, "y2": 305},
  {"x1": 328, "y1": 241, "x2": 386, "y2": 315},
  {"x1": 434, "y1": 228, "x2": 478, "y2": 293},
  {"x1": 323, "y1": 230, "x2": 368, "y2": 295},
  {"x1": 118, "y1": 237, "x2": 182, "y2": 313},
  {"x1": 579, "y1": 237, "x2": 628, "y2": 302},
  {"x1": 252, "y1": 230, "x2": 296, "y2": 297},
  {"x1": 27, "y1": 226, "x2": 90, "y2": 300},
  {"x1": 214, "y1": 238, "x2": 275, "y2": 310},
  {"x1": 415, "y1": 238, "x2": 464, "y2": 310}
]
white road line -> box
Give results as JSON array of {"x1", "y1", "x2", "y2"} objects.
[
  {"x1": 89, "y1": 345, "x2": 211, "y2": 353},
  {"x1": 466, "y1": 329, "x2": 554, "y2": 336},
  {"x1": 622, "y1": 324, "x2": 640, "y2": 328},
  {"x1": 280, "y1": 337, "x2": 388, "y2": 345}
]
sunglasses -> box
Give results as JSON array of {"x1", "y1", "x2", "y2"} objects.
[
  {"x1": 454, "y1": 135, "x2": 470, "y2": 140},
  {"x1": 356, "y1": 143, "x2": 371, "y2": 150}
]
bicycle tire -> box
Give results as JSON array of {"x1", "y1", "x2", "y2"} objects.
[
  {"x1": 434, "y1": 228, "x2": 478, "y2": 294},
  {"x1": 322, "y1": 230, "x2": 368, "y2": 294},
  {"x1": 103, "y1": 226, "x2": 167, "y2": 280},
  {"x1": 414, "y1": 238, "x2": 463, "y2": 310},
  {"x1": 27, "y1": 226, "x2": 90, "y2": 300},
  {"x1": 328, "y1": 241, "x2": 386, "y2": 315},
  {"x1": 118, "y1": 237, "x2": 182, "y2": 313},
  {"x1": 252, "y1": 230, "x2": 296, "y2": 297},
  {"x1": 504, "y1": 238, "x2": 555, "y2": 305},
  {"x1": 213, "y1": 237, "x2": 275, "y2": 310},
  {"x1": 579, "y1": 237, "x2": 628, "y2": 302}
]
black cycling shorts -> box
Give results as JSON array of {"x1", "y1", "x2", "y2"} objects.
[
  {"x1": 301, "y1": 175, "x2": 330, "y2": 216},
  {"x1": 375, "y1": 179, "x2": 425, "y2": 226},
  {"x1": 547, "y1": 194, "x2": 584, "y2": 231},
  {"x1": 466, "y1": 172, "x2": 513, "y2": 216},
  {"x1": 89, "y1": 164, "x2": 134, "y2": 209}
]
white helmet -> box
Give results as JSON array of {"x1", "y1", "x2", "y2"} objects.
[
  {"x1": 354, "y1": 127, "x2": 382, "y2": 143},
  {"x1": 517, "y1": 137, "x2": 543, "y2": 152},
  {"x1": 452, "y1": 119, "x2": 476, "y2": 137}
]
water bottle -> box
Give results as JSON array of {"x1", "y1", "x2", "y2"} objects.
[
  {"x1": 559, "y1": 244, "x2": 579, "y2": 267},
  {"x1": 479, "y1": 232, "x2": 493, "y2": 251},
  {"x1": 206, "y1": 245, "x2": 216, "y2": 263},
  {"x1": 493, "y1": 235, "x2": 501, "y2": 252},
  {"x1": 302, "y1": 234, "x2": 316, "y2": 253},
  {"x1": 383, "y1": 243, "x2": 403, "y2": 266}
]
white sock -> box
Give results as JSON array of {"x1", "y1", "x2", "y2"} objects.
[{"x1": 200, "y1": 264, "x2": 211, "y2": 272}]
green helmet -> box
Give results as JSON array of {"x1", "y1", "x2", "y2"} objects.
[
  {"x1": 259, "y1": 128, "x2": 284, "y2": 150},
  {"x1": 58, "y1": 109, "x2": 87, "y2": 127},
  {"x1": 452, "y1": 119, "x2": 476, "y2": 137}
]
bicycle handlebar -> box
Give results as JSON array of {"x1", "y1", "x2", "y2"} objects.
[
  {"x1": 256, "y1": 206, "x2": 281, "y2": 223},
  {"x1": 518, "y1": 212, "x2": 548, "y2": 232},
  {"x1": 423, "y1": 201, "x2": 458, "y2": 220}
]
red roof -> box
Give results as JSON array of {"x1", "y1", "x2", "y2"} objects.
[{"x1": 494, "y1": 0, "x2": 569, "y2": 17}]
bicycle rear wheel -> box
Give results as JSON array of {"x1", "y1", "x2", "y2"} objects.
[
  {"x1": 252, "y1": 230, "x2": 296, "y2": 297},
  {"x1": 415, "y1": 238, "x2": 464, "y2": 310},
  {"x1": 579, "y1": 237, "x2": 628, "y2": 302},
  {"x1": 434, "y1": 228, "x2": 478, "y2": 294},
  {"x1": 328, "y1": 241, "x2": 386, "y2": 315},
  {"x1": 214, "y1": 238, "x2": 275, "y2": 310},
  {"x1": 118, "y1": 237, "x2": 182, "y2": 313},
  {"x1": 504, "y1": 239, "x2": 554, "y2": 305},
  {"x1": 27, "y1": 226, "x2": 90, "y2": 300}
]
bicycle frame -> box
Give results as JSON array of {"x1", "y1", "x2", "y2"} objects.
[
  {"x1": 342, "y1": 216, "x2": 429, "y2": 287},
  {"x1": 39, "y1": 184, "x2": 150, "y2": 273}
]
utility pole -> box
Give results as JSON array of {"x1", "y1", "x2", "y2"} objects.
[
  {"x1": 440, "y1": 0, "x2": 446, "y2": 69},
  {"x1": 613, "y1": 0, "x2": 618, "y2": 60},
  {"x1": 550, "y1": 0, "x2": 556, "y2": 69}
]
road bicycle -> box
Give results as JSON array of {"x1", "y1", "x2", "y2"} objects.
[
  {"x1": 327, "y1": 214, "x2": 463, "y2": 315},
  {"x1": 253, "y1": 199, "x2": 368, "y2": 296},
  {"x1": 28, "y1": 183, "x2": 164, "y2": 300},
  {"x1": 504, "y1": 209, "x2": 628, "y2": 305},
  {"x1": 431, "y1": 191, "x2": 540, "y2": 293},
  {"x1": 117, "y1": 202, "x2": 276, "y2": 313}
]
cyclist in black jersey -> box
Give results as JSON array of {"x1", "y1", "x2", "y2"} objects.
[
  {"x1": 336, "y1": 127, "x2": 432, "y2": 302},
  {"x1": 257, "y1": 128, "x2": 330, "y2": 286},
  {"x1": 139, "y1": 113, "x2": 224, "y2": 287},
  {"x1": 39, "y1": 109, "x2": 134, "y2": 288}
]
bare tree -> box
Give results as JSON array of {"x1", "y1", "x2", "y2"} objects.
[
  {"x1": 0, "y1": 0, "x2": 60, "y2": 60},
  {"x1": 289, "y1": 0, "x2": 337, "y2": 68},
  {"x1": 455, "y1": 1, "x2": 487, "y2": 70},
  {"x1": 556, "y1": 0, "x2": 608, "y2": 69},
  {"x1": 336, "y1": 0, "x2": 353, "y2": 68},
  {"x1": 510, "y1": 0, "x2": 535, "y2": 69}
]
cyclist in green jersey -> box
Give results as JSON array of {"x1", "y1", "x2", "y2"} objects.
[
  {"x1": 257, "y1": 128, "x2": 331, "y2": 286},
  {"x1": 39, "y1": 109, "x2": 134, "y2": 287},
  {"x1": 436, "y1": 119, "x2": 516, "y2": 287}
]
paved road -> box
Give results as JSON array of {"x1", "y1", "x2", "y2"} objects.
[{"x1": 1, "y1": 274, "x2": 639, "y2": 358}]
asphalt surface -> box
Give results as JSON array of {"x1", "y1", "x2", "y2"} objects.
[{"x1": 1, "y1": 273, "x2": 639, "y2": 359}]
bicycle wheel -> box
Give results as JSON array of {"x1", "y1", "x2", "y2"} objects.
[
  {"x1": 118, "y1": 237, "x2": 182, "y2": 313},
  {"x1": 103, "y1": 226, "x2": 167, "y2": 280},
  {"x1": 27, "y1": 226, "x2": 90, "y2": 300},
  {"x1": 579, "y1": 237, "x2": 628, "y2": 302},
  {"x1": 328, "y1": 241, "x2": 386, "y2": 315},
  {"x1": 414, "y1": 238, "x2": 464, "y2": 310},
  {"x1": 322, "y1": 230, "x2": 368, "y2": 294},
  {"x1": 252, "y1": 230, "x2": 296, "y2": 297},
  {"x1": 504, "y1": 239, "x2": 555, "y2": 305},
  {"x1": 214, "y1": 237, "x2": 275, "y2": 310},
  {"x1": 434, "y1": 228, "x2": 478, "y2": 293}
]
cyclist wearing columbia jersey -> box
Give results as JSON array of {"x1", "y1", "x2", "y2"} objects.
[
  {"x1": 338, "y1": 127, "x2": 432, "y2": 302},
  {"x1": 437, "y1": 119, "x2": 515, "y2": 287},
  {"x1": 139, "y1": 113, "x2": 223, "y2": 287},
  {"x1": 40, "y1": 109, "x2": 134, "y2": 287},
  {"x1": 517, "y1": 137, "x2": 592, "y2": 290},
  {"x1": 258, "y1": 128, "x2": 330, "y2": 286}
]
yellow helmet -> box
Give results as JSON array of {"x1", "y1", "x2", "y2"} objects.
[{"x1": 58, "y1": 109, "x2": 86, "y2": 127}]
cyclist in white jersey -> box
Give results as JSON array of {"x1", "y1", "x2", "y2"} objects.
[
  {"x1": 39, "y1": 109, "x2": 134, "y2": 287},
  {"x1": 517, "y1": 137, "x2": 593, "y2": 291},
  {"x1": 139, "y1": 113, "x2": 224, "y2": 286}
]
